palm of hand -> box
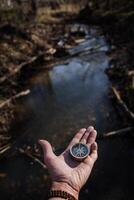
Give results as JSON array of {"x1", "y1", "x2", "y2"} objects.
[
  {"x1": 48, "y1": 150, "x2": 94, "y2": 192},
  {"x1": 39, "y1": 127, "x2": 97, "y2": 192}
]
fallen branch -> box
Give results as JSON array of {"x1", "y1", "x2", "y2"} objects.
[
  {"x1": 128, "y1": 70, "x2": 134, "y2": 76},
  {"x1": 98, "y1": 126, "x2": 134, "y2": 139},
  {"x1": 0, "y1": 120, "x2": 39, "y2": 159},
  {"x1": 0, "y1": 144, "x2": 11, "y2": 155},
  {"x1": 0, "y1": 135, "x2": 11, "y2": 140},
  {"x1": 19, "y1": 148, "x2": 46, "y2": 168},
  {"x1": 45, "y1": 46, "x2": 106, "y2": 70},
  {"x1": 112, "y1": 86, "x2": 134, "y2": 120},
  {"x1": 0, "y1": 89, "x2": 30, "y2": 109},
  {"x1": 0, "y1": 53, "x2": 44, "y2": 84},
  {"x1": 69, "y1": 44, "x2": 106, "y2": 56}
]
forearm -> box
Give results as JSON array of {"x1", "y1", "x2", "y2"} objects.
[{"x1": 48, "y1": 182, "x2": 79, "y2": 200}]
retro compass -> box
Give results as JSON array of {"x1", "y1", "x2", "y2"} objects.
[{"x1": 70, "y1": 143, "x2": 90, "y2": 161}]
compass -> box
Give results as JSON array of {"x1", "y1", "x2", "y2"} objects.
[{"x1": 70, "y1": 143, "x2": 90, "y2": 161}]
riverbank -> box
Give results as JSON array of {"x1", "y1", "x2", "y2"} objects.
[
  {"x1": 0, "y1": 22, "x2": 57, "y2": 149},
  {"x1": 78, "y1": 1, "x2": 134, "y2": 124}
]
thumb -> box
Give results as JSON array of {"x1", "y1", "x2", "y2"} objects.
[{"x1": 38, "y1": 139, "x2": 56, "y2": 165}]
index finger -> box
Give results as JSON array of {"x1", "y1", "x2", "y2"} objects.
[{"x1": 66, "y1": 128, "x2": 86, "y2": 150}]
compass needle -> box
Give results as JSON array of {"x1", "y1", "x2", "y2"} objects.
[{"x1": 70, "y1": 143, "x2": 90, "y2": 161}]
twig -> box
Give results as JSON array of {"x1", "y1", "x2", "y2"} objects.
[
  {"x1": 19, "y1": 148, "x2": 46, "y2": 168},
  {"x1": 0, "y1": 54, "x2": 44, "y2": 84},
  {"x1": 98, "y1": 127, "x2": 134, "y2": 139},
  {"x1": 0, "y1": 89, "x2": 30, "y2": 109},
  {"x1": 0, "y1": 144, "x2": 11, "y2": 155},
  {"x1": 0, "y1": 118, "x2": 39, "y2": 159},
  {"x1": 0, "y1": 135, "x2": 11, "y2": 140},
  {"x1": 128, "y1": 70, "x2": 134, "y2": 76},
  {"x1": 0, "y1": 90, "x2": 30, "y2": 157},
  {"x1": 112, "y1": 86, "x2": 134, "y2": 120}
]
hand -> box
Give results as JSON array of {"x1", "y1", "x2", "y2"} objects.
[{"x1": 39, "y1": 126, "x2": 98, "y2": 199}]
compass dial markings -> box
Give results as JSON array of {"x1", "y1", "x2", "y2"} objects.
[{"x1": 70, "y1": 143, "x2": 90, "y2": 160}]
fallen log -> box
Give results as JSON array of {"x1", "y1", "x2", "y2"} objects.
[
  {"x1": 98, "y1": 127, "x2": 134, "y2": 139},
  {"x1": 0, "y1": 89, "x2": 30, "y2": 109},
  {"x1": 111, "y1": 86, "x2": 134, "y2": 120}
]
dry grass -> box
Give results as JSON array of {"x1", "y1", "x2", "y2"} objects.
[{"x1": 37, "y1": 3, "x2": 83, "y2": 23}]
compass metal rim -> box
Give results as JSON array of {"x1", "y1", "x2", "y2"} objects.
[{"x1": 70, "y1": 142, "x2": 90, "y2": 161}]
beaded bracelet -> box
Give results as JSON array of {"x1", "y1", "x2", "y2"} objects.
[{"x1": 48, "y1": 190, "x2": 77, "y2": 200}]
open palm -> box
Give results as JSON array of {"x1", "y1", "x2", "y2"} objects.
[{"x1": 39, "y1": 126, "x2": 98, "y2": 193}]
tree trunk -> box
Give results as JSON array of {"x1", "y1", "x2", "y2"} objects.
[{"x1": 31, "y1": 0, "x2": 37, "y2": 16}]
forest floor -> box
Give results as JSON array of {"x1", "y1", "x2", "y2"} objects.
[{"x1": 104, "y1": 16, "x2": 134, "y2": 127}]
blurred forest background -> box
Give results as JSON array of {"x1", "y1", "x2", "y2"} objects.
[{"x1": 0, "y1": 0, "x2": 134, "y2": 200}]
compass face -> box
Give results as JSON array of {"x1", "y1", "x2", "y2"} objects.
[{"x1": 70, "y1": 143, "x2": 90, "y2": 161}]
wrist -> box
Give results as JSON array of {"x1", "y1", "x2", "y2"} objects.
[{"x1": 50, "y1": 181, "x2": 79, "y2": 200}]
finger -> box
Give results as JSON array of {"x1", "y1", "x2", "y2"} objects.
[
  {"x1": 87, "y1": 129, "x2": 97, "y2": 146},
  {"x1": 84, "y1": 142, "x2": 98, "y2": 166},
  {"x1": 66, "y1": 128, "x2": 86, "y2": 150},
  {"x1": 90, "y1": 142, "x2": 98, "y2": 161},
  {"x1": 38, "y1": 139, "x2": 56, "y2": 166},
  {"x1": 80, "y1": 126, "x2": 94, "y2": 143}
]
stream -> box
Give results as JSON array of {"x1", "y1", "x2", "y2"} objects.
[{"x1": 0, "y1": 24, "x2": 134, "y2": 200}]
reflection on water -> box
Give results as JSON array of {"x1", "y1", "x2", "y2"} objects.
[{"x1": 0, "y1": 24, "x2": 133, "y2": 200}]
